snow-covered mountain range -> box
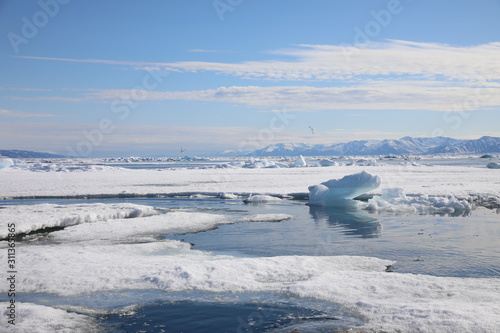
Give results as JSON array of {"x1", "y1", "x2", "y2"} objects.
[
  {"x1": 242, "y1": 136, "x2": 500, "y2": 157},
  {"x1": 0, "y1": 149, "x2": 66, "y2": 158}
]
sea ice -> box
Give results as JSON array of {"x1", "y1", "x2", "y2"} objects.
[
  {"x1": 48, "y1": 212, "x2": 230, "y2": 244},
  {"x1": 308, "y1": 171, "x2": 381, "y2": 207},
  {"x1": 0, "y1": 302, "x2": 99, "y2": 333},
  {"x1": 0, "y1": 203, "x2": 158, "y2": 239},
  {"x1": 364, "y1": 188, "x2": 473, "y2": 214},
  {"x1": 381, "y1": 187, "x2": 407, "y2": 201},
  {"x1": 243, "y1": 158, "x2": 286, "y2": 168},
  {"x1": 307, "y1": 171, "x2": 476, "y2": 213},
  {"x1": 8, "y1": 239, "x2": 499, "y2": 333}
]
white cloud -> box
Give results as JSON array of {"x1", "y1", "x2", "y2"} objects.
[
  {"x1": 12, "y1": 40, "x2": 500, "y2": 112},
  {"x1": 78, "y1": 83, "x2": 499, "y2": 112},
  {"x1": 0, "y1": 109, "x2": 56, "y2": 118},
  {"x1": 12, "y1": 82, "x2": 500, "y2": 112},
  {"x1": 16, "y1": 40, "x2": 500, "y2": 82}
]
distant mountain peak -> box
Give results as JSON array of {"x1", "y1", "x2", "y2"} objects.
[
  {"x1": 230, "y1": 136, "x2": 500, "y2": 157},
  {"x1": 0, "y1": 149, "x2": 66, "y2": 159}
]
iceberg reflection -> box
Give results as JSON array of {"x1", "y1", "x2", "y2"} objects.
[{"x1": 309, "y1": 205, "x2": 382, "y2": 238}]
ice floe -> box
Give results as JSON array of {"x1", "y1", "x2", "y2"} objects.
[
  {"x1": 48, "y1": 212, "x2": 230, "y2": 244},
  {"x1": 0, "y1": 203, "x2": 158, "y2": 239}
]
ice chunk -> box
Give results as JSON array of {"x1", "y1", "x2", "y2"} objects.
[
  {"x1": 243, "y1": 194, "x2": 282, "y2": 203},
  {"x1": 308, "y1": 171, "x2": 381, "y2": 207},
  {"x1": 487, "y1": 162, "x2": 500, "y2": 169},
  {"x1": 243, "y1": 158, "x2": 280, "y2": 168},
  {"x1": 220, "y1": 192, "x2": 239, "y2": 199},
  {"x1": 0, "y1": 157, "x2": 13, "y2": 169},
  {"x1": 381, "y1": 187, "x2": 407, "y2": 201},
  {"x1": 364, "y1": 188, "x2": 472, "y2": 214},
  {"x1": 295, "y1": 155, "x2": 307, "y2": 167},
  {"x1": 319, "y1": 159, "x2": 338, "y2": 167},
  {"x1": 237, "y1": 214, "x2": 293, "y2": 222}
]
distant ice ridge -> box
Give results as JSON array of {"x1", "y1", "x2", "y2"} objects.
[
  {"x1": 217, "y1": 157, "x2": 382, "y2": 169},
  {"x1": 15, "y1": 163, "x2": 124, "y2": 172},
  {"x1": 308, "y1": 171, "x2": 473, "y2": 213},
  {"x1": 0, "y1": 203, "x2": 158, "y2": 239}
]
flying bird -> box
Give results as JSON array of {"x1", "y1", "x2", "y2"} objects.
[
  {"x1": 180, "y1": 147, "x2": 185, "y2": 153},
  {"x1": 309, "y1": 126, "x2": 315, "y2": 135}
]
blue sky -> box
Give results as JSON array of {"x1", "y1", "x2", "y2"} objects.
[{"x1": 1, "y1": 0, "x2": 500, "y2": 157}]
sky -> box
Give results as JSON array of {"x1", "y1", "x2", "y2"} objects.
[{"x1": 1, "y1": 0, "x2": 500, "y2": 157}]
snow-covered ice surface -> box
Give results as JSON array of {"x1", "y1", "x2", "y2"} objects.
[
  {"x1": 1, "y1": 159, "x2": 500, "y2": 332},
  {"x1": 0, "y1": 163, "x2": 498, "y2": 207},
  {"x1": 0, "y1": 302, "x2": 100, "y2": 333},
  {"x1": 46, "y1": 210, "x2": 231, "y2": 244},
  {"x1": 0, "y1": 203, "x2": 158, "y2": 239}
]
